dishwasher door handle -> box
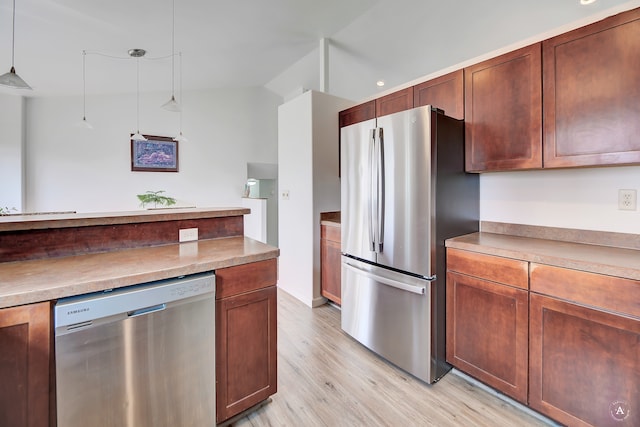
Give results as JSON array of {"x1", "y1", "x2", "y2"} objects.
[{"x1": 127, "y1": 303, "x2": 166, "y2": 318}]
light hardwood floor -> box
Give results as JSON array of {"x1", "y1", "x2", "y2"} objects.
[{"x1": 233, "y1": 289, "x2": 555, "y2": 427}]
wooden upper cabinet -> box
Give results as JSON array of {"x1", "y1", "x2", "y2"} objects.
[
  {"x1": 413, "y1": 70, "x2": 464, "y2": 120},
  {"x1": 339, "y1": 100, "x2": 375, "y2": 128},
  {"x1": 464, "y1": 43, "x2": 542, "y2": 172},
  {"x1": 543, "y1": 8, "x2": 640, "y2": 168},
  {"x1": 376, "y1": 87, "x2": 414, "y2": 117}
]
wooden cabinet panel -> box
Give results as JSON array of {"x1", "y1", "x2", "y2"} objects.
[
  {"x1": 464, "y1": 43, "x2": 542, "y2": 172},
  {"x1": 0, "y1": 302, "x2": 50, "y2": 427},
  {"x1": 339, "y1": 100, "x2": 375, "y2": 128},
  {"x1": 376, "y1": 87, "x2": 414, "y2": 117},
  {"x1": 543, "y1": 8, "x2": 640, "y2": 168},
  {"x1": 446, "y1": 271, "x2": 529, "y2": 403},
  {"x1": 215, "y1": 258, "x2": 277, "y2": 299},
  {"x1": 529, "y1": 293, "x2": 639, "y2": 426},
  {"x1": 413, "y1": 70, "x2": 464, "y2": 120},
  {"x1": 447, "y1": 248, "x2": 528, "y2": 289},
  {"x1": 530, "y1": 263, "x2": 640, "y2": 318},
  {"x1": 320, "y1": 224, "x2": 341, "y2": 305},
  {"x1": 216, "y1": 285, "x2": 277, "y2": 423}
]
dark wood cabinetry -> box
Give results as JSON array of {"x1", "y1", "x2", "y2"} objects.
[
  {"x1": 529, "y1": 264, "x2": 639, "y2": 427},
  {"x1": 0, "y1": 302, "x2": 51, "y2": 427},
  {"x1": 446, "y1": 248, "x2": 529, "y2": 403},
  {"x1": 375, "y1": 87, "x2": 414, "y2": 117},
  {"x1": 543, "y1": 8, "x2": 640, "y2": 168},
  {"x1": 215, "y1": 258, "x2": 278, "y2": 424},
  {"x1": 464, "y1": 43, "x2": 542, "y2": 172},
  {"x1": 320, "y1": 223, "x2": 341, "y2": 305},
  {"x1": 414, "y1": 70, "x2": 464, "y2": 120},
  {"x1": 339, "y1": 100, "x2": 375, "y2": 128}
]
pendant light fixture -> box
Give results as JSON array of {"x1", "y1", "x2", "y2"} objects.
[
  {"x1": 130, "y1": 48, "x2": 147, "y2": 141},
  {"x1": 173, "y1": 52, "x2": 188, "y2": 142},
  {"x1": 161, "y1": 0, "x2": 180, "y2": 112},
  {"x1": 0, "y1": 0, "x2": 31, "y2": 89},
  {"x1": 76, "y1": 50, "x2": 93, "y2": 129}
]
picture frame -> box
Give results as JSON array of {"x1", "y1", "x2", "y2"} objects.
[{"x1": 131, "y1": 135, "x2": 179, "y2": 172}]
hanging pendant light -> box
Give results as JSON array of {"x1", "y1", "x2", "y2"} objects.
[
  {"x1": 75, "y1": 50, "x2": 93, "y2": 129},
  {"x1": 0, "y1": 0, "x2": 31, "y2": 89},
  {"x1": 130, "y1": 49, "x2": 147, "y2": 141},
  {"x1": 161, "y1": 0, "x2": 180, "y2": 112},
  {"x1": 173, "y1": 52, "x2": 188, "y2": 142}
]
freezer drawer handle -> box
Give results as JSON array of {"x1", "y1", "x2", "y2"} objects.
[
  {"x1": 344, "y1": 262, "x2": 426, "y2": 295},
  {"x1": 127, "y1": 303, "x2": 166, "y2": 317}
]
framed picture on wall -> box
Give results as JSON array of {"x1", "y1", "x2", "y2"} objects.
[{"x1": 131, "y1": 135, "x2": 179, "y2": 172}]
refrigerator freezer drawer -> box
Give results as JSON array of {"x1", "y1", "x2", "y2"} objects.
[{"x1": 341, "y1": 258, "x2": 435, "y2": 383}]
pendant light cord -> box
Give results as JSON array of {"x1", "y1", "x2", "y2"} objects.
[
  {"x1": 136, "y1": 57, "x2": 141, "y2": 133},
  {"x1": 82, "y1": 50, "x2": 87, "y2": 119},
  {"x1": 10, "y1": 0, "x2": 16, "y2": 67},
  {"x1": 170, "y1": 0, "x2": 175, "y2": 96}
]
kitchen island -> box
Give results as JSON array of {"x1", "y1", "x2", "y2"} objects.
[{"x1": 0, "y1": 207, "x2": 279, "y2": 427}]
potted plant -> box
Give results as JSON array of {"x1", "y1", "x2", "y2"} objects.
[{"x1": 136, "y1": 191, "x2": 177, "y2": 209}]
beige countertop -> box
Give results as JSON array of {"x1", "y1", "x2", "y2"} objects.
[
  {"x1": 0, "y1": 236, "x2": 278, "y2": 309},
  {"x1": 0, "y1": 207, "x2": 249, "y2": 232},
  {"x1": 446, "y1": 231, "x2": 640, "y2": 281}
]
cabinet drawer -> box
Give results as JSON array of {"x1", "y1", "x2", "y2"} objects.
[
  {"x1": 530, "y1": 263, "x2": 640, "y2": 318},
  {"x1": 216, "y1": 258, "x2": 277, "y2": 299},
  {"x1": 321, "y1": 224, "x2": 341, "y2": 243},
  {"x1": 447, "y1": 248, "x2": 528, "y2": 289}
]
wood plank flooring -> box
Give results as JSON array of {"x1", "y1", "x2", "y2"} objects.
[{"x1": 232, "y1": 289, "x2": 555, "y2": 426}]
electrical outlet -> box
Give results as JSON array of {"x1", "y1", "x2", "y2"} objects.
[
  {"x1": 282, "y1": 190, "x2": 290, "y2": 200},
  {"x1": 179, "y1": 228, "x2": 198, "y2": 242},
  {"x1": 618, "y1": 189, "x2": 637, "y2": 211}
]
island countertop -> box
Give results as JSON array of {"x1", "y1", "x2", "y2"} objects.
[
  {"x1": 0, "y1": 207, "x2": 250, "y2": 232},
  {"x1": 0, "y1": 236, "x2": 278, "y2": 309}
]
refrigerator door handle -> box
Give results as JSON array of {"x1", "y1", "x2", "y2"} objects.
[
  {"x1": 343, "y1": 262, "x2": 426, "y2": 295},
  {"x1": 369, "y1": 128, "x2": 377, "y2": 252},
  {"x1": 377, "y1": 127, "x2": 385, "y2": 253}
]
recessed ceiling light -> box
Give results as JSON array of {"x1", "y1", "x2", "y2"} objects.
[
  {"x1": 376, "y1": 80, "x2": 385, "y2": 87},
  {"x1": 580, "y1": 0, "x2": 597, "y2": 5}
]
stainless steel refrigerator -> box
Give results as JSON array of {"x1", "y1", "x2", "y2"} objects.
[{"x1": 340, "y1": 105, "x2": 478, "y2": 384}]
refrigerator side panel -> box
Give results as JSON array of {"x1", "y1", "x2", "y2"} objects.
[
  {"x1": 340, "y1": 118, "x2": 377, "y2": 263},
  {"x1": 375, "y1": 106, "x2": 433, "y2": 277}
]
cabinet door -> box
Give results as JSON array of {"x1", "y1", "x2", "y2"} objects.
[
  {"x1": 464, "y1": 43, "x2": 542, "y2": 172},
  {"x1": 529, "y1": 293, "x2": 639, "y2": 427},
  {"x1": 376, "y1": 87, "x2": 414, "y2": 117},
  {"x1": 216, "y1": 286, "x2": 277, "y2": 423},
  {"x1": 413, "y1": 70, "x2": 464, "y2": 120},
  {"x1": 543, "y1": 8, "x2": 640, "y2": 168},
  {"x1": 320, "y1": 225, "x2": 341, "y2": 305},
  {"x1": 0, "y1": 302, "x2": 50, "y2": 427},
  {"x1": 446, "y1": 271, "x2": 529, "y2": 403}
]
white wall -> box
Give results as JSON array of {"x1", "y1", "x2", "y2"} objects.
[
  {"x1": 23, "y1": 87, "x2": 280, "y2": 213},
  {"x1": 481, "y1": 167, "x2": 640, "y2": 234},
  {"x1": 0, "y1": 93, "x2": 25, "y2": 212},
  {"x1": 278, "y1": 91, "x2": 354, "y2": 307}
]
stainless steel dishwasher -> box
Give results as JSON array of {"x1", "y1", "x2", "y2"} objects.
[{"x1": 54, "y1": 271, "x2": 216, "y2": 427}]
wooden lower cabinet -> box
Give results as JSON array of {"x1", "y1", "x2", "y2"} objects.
[
  {"x1": 446, "y1": 248, "x2": 529, "y2": 403},
  {"x1": 529, "y1": 293, "x2": 639, "y2": 427},
  {"x1": 215, "y1": 259, "x2": 278, "y2": 424},
  {"x1": 0, "y1": 301, "x2": 51, "y2": 427},
  {"x1": 529, "y1": 264, "x2": 640, "y2": 427},
  {"x1": 320, "y1": 223, "x2": 341, "y2": 305}
]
